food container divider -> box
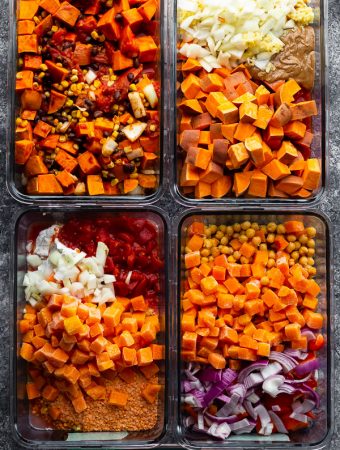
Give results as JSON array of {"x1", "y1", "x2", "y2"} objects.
[
  {"x1": 11, "y1": 206, "x2": 172, "y2": 448},
  {"x1": 175, "y1": 209, "x2": 334, "y2": 450}
]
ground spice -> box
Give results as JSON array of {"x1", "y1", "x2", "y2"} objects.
[{"x1": 33, "y1": 370, "x2": 161, "y2": 432}]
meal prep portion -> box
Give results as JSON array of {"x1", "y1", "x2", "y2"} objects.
[
  {"x1": 177, "y1": 0, "x2": 321, "y2": 199},
  {"x1": 181, "y1": 219, "x2": 325, "y2": 439},
  {"x1": 19, "y1": 216, "x2": 165, "y2": 432},
  {"x1": 15, "y1": 0, "x2": 160, "y2": 197}
]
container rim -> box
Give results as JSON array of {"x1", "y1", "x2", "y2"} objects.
[
  {"x1": 6, "y1": 0, "x2": 168, "y2": 205},
  {"x1": 10, "y1": 205, "x2": 171, "y2": 449},
  {"x1": 170, "y1": 0, "x2": 329, "y2": 208},
  {"x1": 174, "y1": 208, "x2": 334, "y2": 450}
]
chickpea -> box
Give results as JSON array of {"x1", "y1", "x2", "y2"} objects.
[
  {"x1": 233, "y1": 223, "x2": 241, "y2": 232},
  {"x1": 240, "y1": 256, "x2": 249, "y2": 264},
  {"x1": 228, "y1": 255, "x2": 235, "y2": 263},
  {"x1": 267, "y1": 233, "x2": 275, "y2": 243},
  {"x1": 259, "y1": 243, "x2": 268, "y2": 251},
  {"x1": 215, "y1": 231, "x2": 224, "y2": 240},
  {"x1": 219, "y1": 225, "x2": 226, "y2": 233},
  {"x1": 252, "y1": 236, "x2": 261, "y2": 247},
  {"x1": 251, "y1": 222, "x2": 260, "y2": 231},
  {"x1": 287, "y1": 242, "x2": 295, "y2": 253},
  {"x1": 233, "y1": 251, "x2": 241, "y2": 261},
  {"x1": 294, "y1": 242, "x2": 301, "y2": 250},
  {"x1": 308, "y1": 266, "x2": 317, "y2": 276},
  {"x1": 306, "y1": 227, "x2": 317, "y2": 238},
  {"x1": 267, "y1": 258, "x2": 275, "y2": 268},
  {"x1": 210, "y1": 225, "x2": 217, "y2": 234},
  {"x1": 201, "y1": 257, "x2": 209, "y2": 264},
  {"x1": 239, "y1": 234, "x2": 248, "y2": 243},
  {"x1": 220, "y1": 237, "x2": 228, "y2": 245},
  {"x1": 208, "y1": 256, "x2": 214, "y2": 262},
  {"x1": 226, "y1": 226, "x2": 234, "y2": 236},
  {"x1": 277, "y1": 224, "x2": 286, "y2": 234},
  {"x1": 289, "y1": 259, "x2": 295, "y2": 266},
  {"x1": 261, "y1": 276, "x2": 269, "y2": 286},
  {"x1": 233, "y1": 233, "x2": 240, "y2": 239},
  {"x1": 299, "y1": 234, "x2": 308, "y2": 244},
  {"x1": 211, "y1": 247, "x2": 220, "y2": 257},
  {"x1": 204, "y1": 239, "x2": 212, "y2": 249},
  {"x1": 291, "y1": 251, "x2": 299, "y2": 261},
  {"x1": 201, "y1": 249, "x2": 210, "y2": 257},
  {"x1": 211, "y1": 238, "x2": 219, "y2": 247},
  {"x1": 299, "y1": 246, "x2": 308, "y2": 255},
  {"x1": 241, "y1": 221, "x2": 251, "y2": 230},
  {"x1": 267, "y1": 222, "x2": 277, "y2": 232},
  {"x1": 246, "y1": 228, "x2": 256, "y2": 239},
  {"x1": 299, "y1": 256, "x2": 308, "y2": 266},
  {"x1": 222, "y1": 246, "x2": 233, "y2": 255},
  {"x1": 307, "y1": 257, "x2": 315, "y2": 266},
  {"x1": 204, "y1": 227, "x2": 211, "y2": 237},
  {"x1": 307, "y1": 239, "x2": 315, "y2": 248},
  {"x1": 268, "y1": 250, "x2": 276, "y2": 259},
  {"x1": 287, "y1": 234, "x2": 297, "y2": 242},
  {"x1": 308, "y1": 248, "x2": 315, "y2": 257}
]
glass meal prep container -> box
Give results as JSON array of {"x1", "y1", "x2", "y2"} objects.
[
  {"x1": 171, "y1": 0, "x2": 328, "y2": 205},
  {"x1": 176, "y1": 209, "x2": 333, "y2": 449},
  {"x1": 10, "y1": 207, "x2": 170, "y2": 448},
  {"x1": 7, "y1": 0, "x2": 168, "y2": 203}
]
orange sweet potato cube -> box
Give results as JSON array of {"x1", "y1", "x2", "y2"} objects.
[
  {"x1": 137, "y1": 347, "x2": 153, "y2": 366},
  {"x1": 109, "y1": 389, "x2": 128, "y2": 406},
  {"x1": 90, "y1": 335, "x2": 108, "y2": 354},
  {"x1": 131, "y1": 295, "x2": 147, "y2": 311},
  {"x1": 54, "y1": 2, "x2": 80, "y2": 27}
]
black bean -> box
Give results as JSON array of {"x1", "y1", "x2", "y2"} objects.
[
  {"x1": 103, "y1": 131, "x2": 110, "y2": 137},
  {"x1": 115, "y1": 13, "x2": 123, "y2": 22},
  {"x1": 123, "y1": 163, "x2": 135, "y2": 174},
  {"x1": 114, "y1": 90, "x2": 121, "y2": 101},
  {"x1": 133, "y1": 57, "x2": 139, "y2": 68},
  {"x1": 127, "y1": 72, "x2": 134, "y2": 81}
]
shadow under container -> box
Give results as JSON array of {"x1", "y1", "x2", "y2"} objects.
[
  {"x1": 11, "y1": 207, "x2": 169, "y2": 449},
  {"x1": 171, "y1": 0, "x2": 328, "y2": 206},
  {"x1": 7, "y1": 0, "x2": 168, "y2": 204},
  {"x1": 176, "y1": 210, "x2": 333, "y2": 449}
]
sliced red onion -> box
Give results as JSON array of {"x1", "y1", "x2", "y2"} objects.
[
  {"x1": 229, "y1": 418, "x2": 255, "y2": 433},
  {"x1": 197, "y1": 413, "x2": 205, "y2": 430},
  {"x1": 214, "y1": 423, "x2": 231, "y2": 439},
  {"x1": 244, "y1": 399, "x2": 257, "y2": 420},
  {"x1": 269, "y1": 352, "x2": 297, "y2": 373},
  {"x1": 295, "y1": 359, "x2": 320, "y2": 377},
  {"x1": 254, "y1": 404, "x2": 271, "y2": 434},
  {"x1": 284, "y1": 349, "x2": 309, "y2": 360},
  {"x1": 244, "y1": 372, "x2": 263, "y2": 389},
  {"x1": 292, "y1": 398, "x2": 316, "y2": 414},
  {"x1": 272, "y1": 405, "x2": 281, "y2": 412},
  {"x1": 278, "y1": 383, "x2": 296, "y2": 395},
  {"x1": 260, "y1": 362, "x2": 282, "y2": 379},
  {"x1": 301, "y1": 328, "x2": 316, "y2": 342},
  {"x1": 216, "y1": 393, "x2": 240, "y2": 417},
  {"x1": 262, "y1": 422, "x2": 274, "y2": 436},
  {"x1": 262, "y1": 375, "x2": 285, "y2": 397},
  {"x1": 268, "y1": 411, "x2": 288, "y2": 434},
  {"x1": 300, "y1": 384, "x2": 320, "y2": 408},
  {"x1": 285, "y1": 373, "x2": 311, "y2": 384},
  {"x1": 200, "y1": 367, "x2": 222, "y2": 383},
  {"x1": 290, "y1": 411, "x2": 308, "y2": 423},
  {"x1": 204, "y1": 411, "x2": 239, "y2": 424},
  {"x1": 202, "y1": 370, "x2": 237, "y2": 407},
  {"x1": 191, "y1": 425, "x2": 225, "y2": 441},
  {"x1": 246, "y1": 392, "x2": 260, "y2": 403},
  {"x1": 237, "y1": 360, "x2": 268, "y2": 384},
  {"x1": 217, "y1": 394, "x2": 230, "y2": 403},
  {"x1": 228, "y1": 383, "x2": 246, "y2": 400}
]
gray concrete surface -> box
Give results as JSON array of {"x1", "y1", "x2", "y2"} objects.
[{"x1": 0, "y1": 0, "x2": 339, "y2": 448}]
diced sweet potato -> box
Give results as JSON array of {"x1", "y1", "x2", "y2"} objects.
[
  {"x1": 35, "y1": 14, "x2": 53, "y2": 37},
  {"x1": 25, "y1": 155, "x2": 48, "y2": 177},
  {"x1": 21, "y1": 89, "x2": 42, "y2": 110},
  {"x1": 290, "y1": 101, "x2": 318, "y2": 121},
  {"x1": 211, "y1": 175, "x2": 231, "y2": 198},
  {"x1": 233, "y1": 172, "x2": 252, "y2": 197},
  {"x1": 40, "y1": 0, "x2": 61, "y2": 14},
  {"x1": 135, "y1": 36, "x2": 157, "y2": 62},
  {"x1": 228, "y1": 143, "x2": 249, "y2": 169},
  {"x1": 248, "y1": 170, "x2": 267, "y2": 197},
  {"x1": 19, "y1": 1, "x2": 39, "y2": 20},
  {"x1": 45, "y1": 60, "x2": 69, "y2": 82},
  {"x1": 77, "y1": 151, "x2": 101, "y2": 175},
  {"x1": 15, "y1": 140, "x2": 34, "y2": 165},
  {"x1": 54, "y1": 2, "x2": 80, "y2": 27},
  {"x1": 302, "y1": 158, "x2": 321, "y2": 190},
  {"x1": 87, "y1": 175, "x2": 105, "y2": 196},
  {"x1": 18, "y1": 20, "x2": 35, "y2": 35},
  {"x1": 17, "y1": 34, "x2": 38, "y2": 53}
]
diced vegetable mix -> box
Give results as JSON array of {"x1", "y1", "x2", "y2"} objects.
[
  {"x1": 181, "y1": 220, "x2": 325, "y2": 439},
  {"x1": 15, "y1": 0, "x2": 160, "y2": 196},
  {"x1": 19, "y1": 217, "x2": 164, "y2": 431},
  {"x1": 177, "y1": 0, "x2": 321, "y2": 199}
]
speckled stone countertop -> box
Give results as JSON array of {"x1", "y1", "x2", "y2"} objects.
[{"x1": 0, "y1": 1, "x2": 339, "y2": 448}]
